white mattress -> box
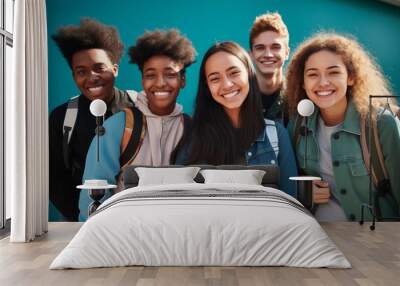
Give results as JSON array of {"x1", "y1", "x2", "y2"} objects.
[{"x1": 50, "y1": 183, "x2": 351, "y2": 269}]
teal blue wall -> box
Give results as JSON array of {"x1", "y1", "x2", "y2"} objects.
[{"x1": 47, "y1": 0, "x2": 400, "y2": 115}]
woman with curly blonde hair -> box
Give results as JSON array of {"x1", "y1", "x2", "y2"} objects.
[{"x1": 285, "y1": 32, "x2": 400, "y2": 222}]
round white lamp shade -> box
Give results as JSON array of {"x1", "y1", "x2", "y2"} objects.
[
  {"x1": 297, "y1": 99, "x2": 315, "y2": 117},
  {"x1": 90, "y1": 99, "x2": 107, "y2": 117}
]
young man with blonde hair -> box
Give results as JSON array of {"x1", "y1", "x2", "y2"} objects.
[{"x1": 249, "y1": 12, "x2": 290, "y2": 122}]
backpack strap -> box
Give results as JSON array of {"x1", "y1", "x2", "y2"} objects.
[
  {"x1": 119, "y1": 106, "x2": 146, "y2": 169},
  {"x1": 265, "y1": 119, "x2": 279, "y2": 159},
  {"x1": 62, "y1": 96, "x2": 79, "y2": 169},
  {"x1": 360, "y1": 112, "x2": 391, "y2": 192},
  {"x1": 371, "y1": 113, "x2": 389, "y2": 181}
]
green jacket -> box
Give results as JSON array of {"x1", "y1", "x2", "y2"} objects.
[
  {"x1": 288, "y1": 101, "x2": 400, "y2": 221},
  {"x1": 264, "y1": 90, "x2": 288, "y2": 125}
]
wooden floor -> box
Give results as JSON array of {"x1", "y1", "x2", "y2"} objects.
[{"x1": 0, "y1": 222, "x2": 399, "y2": 286}]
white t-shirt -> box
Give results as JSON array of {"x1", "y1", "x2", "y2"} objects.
[{"x1": 314, "y1": 117, "x2": 347, "y2": 222}]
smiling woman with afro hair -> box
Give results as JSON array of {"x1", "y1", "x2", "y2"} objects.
[
  {"x1": 78, "y1": 29, "x2": 198, "y2": 221},
  {"x1": 128, "y1": 29, "x2": 196, "y2": 74}
]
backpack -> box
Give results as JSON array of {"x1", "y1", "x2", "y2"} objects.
[
  {"x1": 359, "y1": 109, "x2": 399, "y2": 218},
  {"x1": 119, "y1": 107, "x2": 192, "y2": 169},
  {"x1": 293, "y1": 108, "x2": 398, "y2": 218},
  {"x1": 119, "y1": 105, "x2": 146, "y2": 169}
]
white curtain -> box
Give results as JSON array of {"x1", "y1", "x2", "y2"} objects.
[{"x1": 8, "y1": 0, "x2": 48, "y2": 242}]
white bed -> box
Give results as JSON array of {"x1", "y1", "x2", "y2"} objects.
[{"x1": 50, "y1": 183, "x2": 351, "y2": 269}]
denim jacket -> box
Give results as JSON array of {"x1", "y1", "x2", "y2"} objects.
[
  {"x1": 246, "y1": 121, "x2": 297, "y2": 196},
  {"x1": 175, "y1": 121, "x2": 298, "y2": 196}
]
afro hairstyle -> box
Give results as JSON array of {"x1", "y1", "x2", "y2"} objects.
[
  {"x1": 128, "y1": 29, "x2": 196, "y2": 72},
  {"x1": 52, "y1": 18, "x2": 124, "y2": 68}
]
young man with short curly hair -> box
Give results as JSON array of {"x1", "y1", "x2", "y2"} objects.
[
  {"x1": 79, "y1": 29, "x2": 196, "y2": 221},
  {"x1": 249, "y1": 12, "x2": 290, "y2": 122},
  {"x1": 49, "y1": 18, "x2": 134, "y2": 221}
]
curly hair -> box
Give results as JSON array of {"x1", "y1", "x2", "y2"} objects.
[
  {"x1": 249, "y1": 12, "x2": 289, "y2": 49},
  {"x1": 52, "y1": 18, "x2": 124, "y2": 67},
  {"x1": 128, "y1": 29, "x2": 197, "y2": 72},
  {"x1": 285, "y1": 32, "x2": 394, "y2": 117}
]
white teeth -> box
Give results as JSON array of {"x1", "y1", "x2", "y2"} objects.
[
  {"x1": 223, "y1": 91, "x2": 239, "y2": 99},
  {"x1": 88, "y1": 86, "x2": 103, "y2": 92},
  {"x1": 261, "y1": 61, "x2": 275, "y2": 64},
  {"x1": 154, "y1": 92, "x2": 170, "y2": 97},
  {"x1": 316, "y1": 90, "x2": 334, "y2": 96}
]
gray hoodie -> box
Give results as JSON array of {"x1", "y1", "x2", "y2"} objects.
[{"x1": 128, "y1": 90, "x2": 184, "y2": 166}]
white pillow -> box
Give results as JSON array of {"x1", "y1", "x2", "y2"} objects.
[
  {"x1": 200, "y1": 169, "x2": 266, "y2": 185},
  {"x1": 135, "y1": 167, "x2": 201, "y2": 186}
]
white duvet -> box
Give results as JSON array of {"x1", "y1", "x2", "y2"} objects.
[{"x1": 50, "y1": 183, "x2": 351, "y2": 269}]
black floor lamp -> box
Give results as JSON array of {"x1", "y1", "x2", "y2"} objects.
[{"x1": 76, "y1": 99, "x2": 116, "y2": 216}]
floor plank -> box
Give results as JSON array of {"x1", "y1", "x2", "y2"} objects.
[{"x1": 0, "y1": 222, "x2": 399, "y2": 286}]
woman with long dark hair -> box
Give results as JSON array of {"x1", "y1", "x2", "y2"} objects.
[{"x1": 176, "y1": 41, "x2": 297, "y2": 196}]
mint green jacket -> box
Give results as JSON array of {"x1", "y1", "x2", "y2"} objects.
[{"x1": 288, "y1": 101, "x2": 400, "y2": 221}]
